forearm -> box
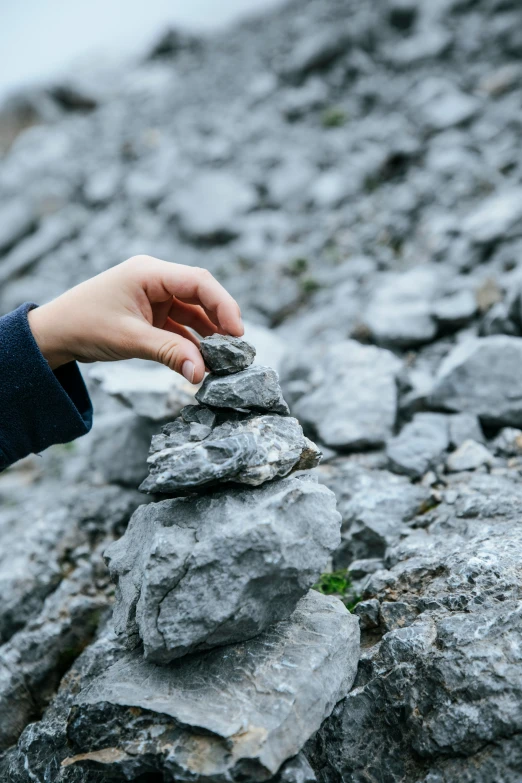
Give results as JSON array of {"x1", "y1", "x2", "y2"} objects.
[{"x1": 0, "y1": 303, "x2": 93, "y2": 470}]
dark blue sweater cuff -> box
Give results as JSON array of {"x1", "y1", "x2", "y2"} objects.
[{"x1": 0, "y1": 303, "x2": 93, "y2": 470}]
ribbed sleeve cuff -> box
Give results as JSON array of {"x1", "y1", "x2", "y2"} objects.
[{"x1": 0, "y1": 303, "x2": 93, "y2": 470}]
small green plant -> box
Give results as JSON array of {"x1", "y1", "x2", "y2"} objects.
[
  {"x1": 313, "y1": 569, "x2": 361, "y2": 611},
  {"x1": 300, "y1": 276, "x2": 321, "y2": 296},
  {"x1": 287, "y1": 257, "x2": 309, "y2": 276},
  {"x1": 314, "y1": 569, "x2": 351, "y2": 595},
  {"x1": 322, "y1": 106, "x2": 347, "y2": 128}
]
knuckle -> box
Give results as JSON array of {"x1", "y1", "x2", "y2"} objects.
[
  {"x1": 125, "y1": 254, "x2": 151, "y2": 271},
  {"x1": 157, "y1": 340, "x2": 181, "y2": 371}
]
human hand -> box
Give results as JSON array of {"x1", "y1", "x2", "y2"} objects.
[{"x1": 27, "y1": 256, "x2": 244, "y2": 384}]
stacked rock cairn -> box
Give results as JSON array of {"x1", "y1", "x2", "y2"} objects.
[{"x1": 69, "y1": 336, "x2": 360, "y2": 781}]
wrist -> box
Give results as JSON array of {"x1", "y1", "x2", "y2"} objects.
[{"x1": 28, "y1": 304, "x2": 73, "y2": 370}]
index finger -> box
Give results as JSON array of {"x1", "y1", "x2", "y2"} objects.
[{"x1": 136, "y1": 257, "x2": 244, "y2": 337}]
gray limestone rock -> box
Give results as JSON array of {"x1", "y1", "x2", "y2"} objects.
[
  {"x1": 105, "y1": 475, "x2": 341, "y2": 662},
  {"x1": 64, "y1": 591, "x2": 359, "y2": 781},
  {"x1": 196, "y1": 364, "x2": 290, "y2": 414},
  {"x1": 140, "y1": 407, "x2": 321, "y2": 494},
  {"x1": 422, "y1": 87, "x2": 480, "y2": 130},
  {"x1": 276, "y1": 753, "x2": 318, "y2": 783},
  {"x1": 318, "y1": 460, "x2": 430, "y2": 568},
  {"x1": 89, "y1": 359, "x2": 196, "y2": 421},
  {"x1": 286, "y1": 341, "x2": 402, "y2": 449},
  {"x1": 387, "y1": 413, "x2": 450, "y2": 479},
  {"x1": 169, "y1": 171, "x2": 256, "y2": 243},
  {"x1": 281, "y1": 29, "x2": 350, "y2": 80},
  {"x1": 446, "y1": 439, "x2": 493, "y2": 472},
  {"x1": 379, "y1": 600, "x2": 418, "y2": 632},
  {"x1": 199, "y1": 333, "x2": 256, "y2": 375},
  {"x1": 88, "y1": 409, "x2": 160, "y2": 487},
  {"x1": 0, "y1": 199, "x2": 35, "y2": 253},
  {"x1": 492, "y1": 427, "x2": 522, "y2": 456},
  {"x1": 0, "y1": 564, "x2": 109, "y2": 751},
  {"x1": 362, "y1": 268, "x2": 441, "y2": 348},
  {"x1": 432, "y1": 289, "x2": 477, "y2": 328},
  {"x1": 463, "y1": 188, "x2": 522, "y2": 245},
  {"x1": 448, "y1": 413, "x2": 484, "y2": 448},
  {"x1": 364, "y1": 298, "x2": 437, "y2": 348},
  {"x1": 0, "y1": 484, "x2": 140, "y2": 647},
  {"x1": 308, "y1": 471, "x2": 522, "y2": 782},
  {"x1": 354, "y1": 598, "x2": 380, "y2": 630},
  {"x1": 0, "y1": 206, "x2": 86, "y2": 286},
  {"x1": 430, "y1": 336, "x2": 522, "y2": 427}
]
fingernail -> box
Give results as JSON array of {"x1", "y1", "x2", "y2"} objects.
[{"x1": 182, "y1": 360, "x2": 195, "y2": 384}]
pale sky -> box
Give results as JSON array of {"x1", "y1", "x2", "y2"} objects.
[{"x1": 0, "y1": 0, "x2": 282, "y2": 100}]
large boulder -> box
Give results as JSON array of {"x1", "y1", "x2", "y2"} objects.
[
  {"x1": 64, "y1": 592, "x2": 359, "y2": 782},
  {"x1": 105, "y1": 474, "x2": 341, "y2": 662},
  {"x1": 308, "y1": 472, "x2": 522, "y2": 782},
  {"x1": 284, "y1": 341, "x2": 402, "y2": 449},
  {"x1": 140, "y1": 405, "x2": 320, "y2": 494},
  {"x1": 318, "y1": 459, "x2": 430, "y2": 567},
  {"x1": 430, "y1": 336, "x2": 522, "y2": 427}
]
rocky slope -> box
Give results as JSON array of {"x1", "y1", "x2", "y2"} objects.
[{"x1": 2, "y1": 0, "x2": 522, "y2": 780}]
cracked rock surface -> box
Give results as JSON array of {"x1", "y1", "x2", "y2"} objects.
[
  {"x1": 199, "y1": 333, "x2": 256, "y2": 374},
  {"x1": 3, "y1": 0, "x2": 522, "y2": 779},
  {"x1": 140, "y1": 405, "x2": 320, "y2": 494},
  {"x1": 196, "y1": 364, "x2": 290, "y2": 414},
  {"x1": 3, "y1": 592, "x2": 359, "y2": 783},
  {"x1": 106, "y1": 474, "x2": 341, "y2": 662}
]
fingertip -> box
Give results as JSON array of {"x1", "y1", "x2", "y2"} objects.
[{"x1": 219, "y1": 304, "x2": 244, "y2": 337}]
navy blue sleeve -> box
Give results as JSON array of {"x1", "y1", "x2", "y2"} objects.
[{"x1": 0, "y1": 302, "x2": 93, "y2": 470}]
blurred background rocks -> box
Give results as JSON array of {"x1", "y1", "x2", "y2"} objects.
[{"x1": 2, "y1": 0, "x2": 522, "y2": 780}]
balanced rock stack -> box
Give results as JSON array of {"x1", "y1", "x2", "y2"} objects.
[{"x1": 64, "y1": 336, "x2": 360, "y2": 782}]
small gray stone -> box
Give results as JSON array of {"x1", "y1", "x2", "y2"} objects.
[
  {"x1": 448, "y1": 413, "x2": 484, "y2": 448},
  {"x1": 446, "y1": 439, "x2": 493, "y2": 472},
  {"x1": 106, "y1": 475, "x2": 341, "y2": 662},
  {"x1": 349, "y1": 559, "x2": 385, "y2": 580},
  {"x1": 196, "y1": 364, "x2": 290, "y2": 414},
  {"x1": 365, "y1": 298, "x2": 437, "y2": 348},
  {"x1": 422, "y1": 88, "x2": 480, "y2": 130},
  {"x1": 492, "y1": 427, "x2": 522, "y2": 456},
  {"x1": 379, "y1": 601, "x2": 418, "y2": 632},
  {"x1": 282, "y1": 29, "x2": 350, "y2": 80},
  {"x1": 430, "y1": 336, "x2": 522, "y2": 427},
  {"x1": 354, "y1": 598, "x2": 380, "y2": 630},
  {"x1": 463, "y1": 188, "x2": 522, "y2": 245},
  {"x1": 387, "y1": 413, "x2": 449, "y2": 479},
  {"x1": 140, "y1": 409, "x2": 321, "y2": 494},
  {"x1": 66, "y1": 591, "x2": 359, "y2": 781},
  {"x1": 432, "y1": 290, "x2": 477, "y2": 328},
  {"x1": 277, "y1": 753, "x2": 318, "y2": 783},
  {"x1": 199, "y1": 334, "x2": 256, "y2": 375}
]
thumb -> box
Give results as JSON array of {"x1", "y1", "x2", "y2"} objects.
[{"x1": 132, "y1": 322, "x2": 205, "y2": 383}]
